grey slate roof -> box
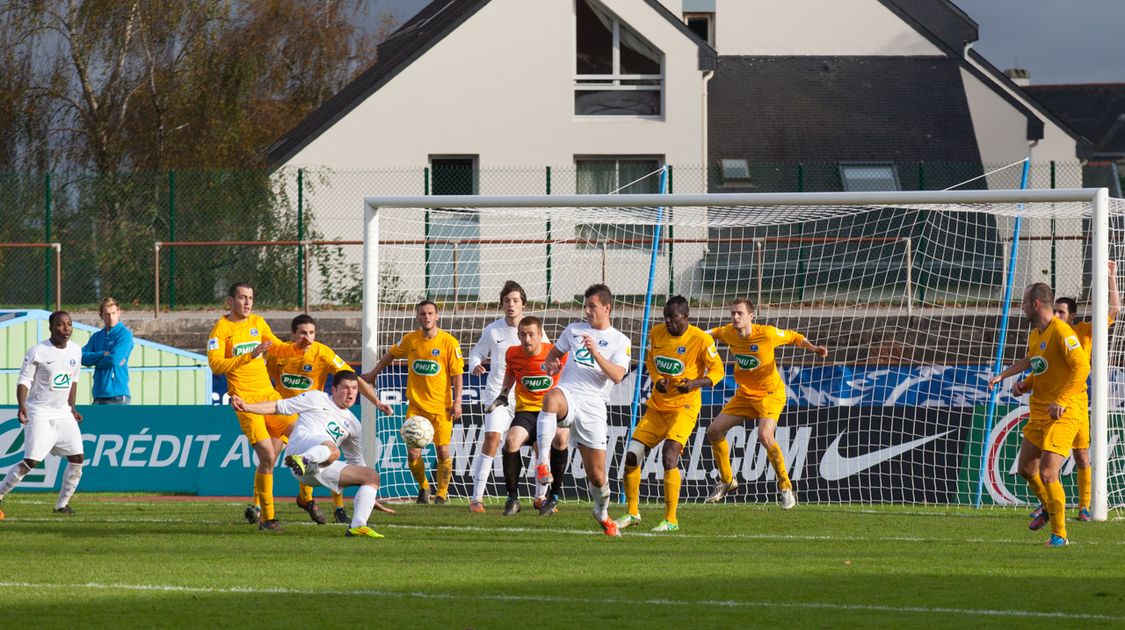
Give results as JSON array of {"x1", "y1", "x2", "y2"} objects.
[
  {"x1": 708, "y1": 56, "x2": 982, "y2": 164},
  {"x1": 1025, "y1": 84, "x2": 1125, "y2": 159}
]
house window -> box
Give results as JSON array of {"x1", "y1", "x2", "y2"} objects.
[
  {"x1": 575, "y1": 157, "x2": 664, "y2": 250},
  {"x1": 719, "y1": 159, "x2": 751, "y2": 185},
  {"x1": 840, "y1": 163, "x2": 901, "y2": 192},
  {"x1": 684, "y1": 12, "x2": 714, "y2": 46},
  {"x1": 575, "y1": 0, "x2": 663, "y2": 117},
  {"x1": 428, "y1": 157, "x2": 480, "y2": 300}
]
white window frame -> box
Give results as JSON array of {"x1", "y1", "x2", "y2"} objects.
[
  {"x1": 683, "y1": 12, "x2": 714, "y2": 46},
  {"x1": 574, "y1": 0, "x2": 664, "y2": 119}
]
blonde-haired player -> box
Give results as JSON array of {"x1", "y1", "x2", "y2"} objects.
[
  {"x1": 989, "y1": 283, "x2": 1089, "y2": 547},
  {"x1": 615, "y1": 296, "x2": 724, "y2": 532},
  {"x1": 705, "y1": 298, "x2": 828, "y2": 508},
  {"x1": 362, "y1": 300, "x2": 464, "y2": 504},
  {"x1": 268, "y1": 314, "x2": 391, "y2": 524},
  {"x1": 208, "y1": 282, "x2": 308, "y2": 531}
]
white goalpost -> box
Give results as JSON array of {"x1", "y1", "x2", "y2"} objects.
[{"x1": 361, "y1": 188, "x2": 1122, "y2": 520}]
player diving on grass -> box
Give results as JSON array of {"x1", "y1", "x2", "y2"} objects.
[
  {"x1": 536, "y1": 284, "x2": 631, "y2": 536},
  {"x1": 362, "y1": 300, "x2": 463, "y2": 505},
  {"x1": 232, "y1": 371, "x2": 394, "y2": 539},
  {"x1": 486, "y1": 315, "x2": 567, "y2": 516},
  {"x1": 208, "y1": 282, "x2": 309, "y2": 531},
  {"x1": 466, "y1": 281, "x2": 551, "y2": 513},
  {"x1": 616, "y1": 296, "x2": 724, "y2": 532},
  {"x1": 0, "y1": 311, "x2": 84, "y2": 519},
  {"x1": 268, "y1": 314, "x2": 392, "y2": 525},
  {"x1": 705, "y1": 298, "x2": 828, "y2": 508}
]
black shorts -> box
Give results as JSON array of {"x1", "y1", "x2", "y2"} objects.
[{"x1": 509, "y1": 410, "x2": 538, "y2": 444}]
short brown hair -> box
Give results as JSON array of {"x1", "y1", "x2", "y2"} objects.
[
  {"x1": 1026, "y1": 283, "x2": 1054, "y2": 306},
  {"x1": 519, "y1": 315, "x2": 542, "y2": 330},
  {"x1": 731, "y1": 297, "x2": 755, "y2": 313},
  {"x1": 584, "y1": 284, "x2": 613, "y2": 306},
  {"x1": 500, "y1": 280, "x2": 527, "y2": 305},
  {"x1": 99, "y1": 297, "x2": 119, "y2": 315}
]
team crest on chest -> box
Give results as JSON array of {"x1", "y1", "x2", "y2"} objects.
[
  {"x1": 302, "y1": 364, "x2": 313, "y2": 372},
  {"x1": 250, "y1": 328, "x2": 259, "y2": 337},
  {"x1": 677, "y1": 346, "x2": 686, "y2": 355},
  {"x1": 750, "y1": 344, "x2": 759, "y2": 352},
  {"x1": 1039, "y1": 342, "x2": 1046, "y2": 349},
  {"x1": 431, "y1": 348, "x2": 440, "y2": 356}
]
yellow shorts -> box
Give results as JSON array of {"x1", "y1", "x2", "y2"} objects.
[
  {"x1": 1024, "y1": 416, "x2": 1081, "y2": 458},
  {"x1": 632, "y1": 407, "x2": 699, "y2": 448},
  {"x1": 720, "y1": 390, "x2": 786, "y2": 421},
  {"x1": 235, "y1": 389, "x2": 296, "y2": 445},
  {"x1": 1073, "y1": 416, "x2": 1090, "y2": 450},
  {"x1": 408, "y1": 404, "x2": 453, "y2": 447}
]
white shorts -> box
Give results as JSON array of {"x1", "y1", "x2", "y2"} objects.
[
  {"x1": 294, "y1": 460, "x2": 347, "y2": 495},
  {"x1": 23, "y1": 411, "x2": 84, "y2": 461},
  {"x1": 557, "y1": 385, "x2": 608, "y2": 450},
  {"x1": 483, "y1": 404, "x2": 515, "y2": 434}
]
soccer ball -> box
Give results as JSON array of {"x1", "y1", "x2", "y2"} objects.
[{"x1": 400, "y1": 416, "x2": 434, "y2": 449}]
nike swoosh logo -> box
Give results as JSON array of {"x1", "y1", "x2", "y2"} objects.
[{"x1": 819, "y1": 429, "x2": 955, "y2": 481}]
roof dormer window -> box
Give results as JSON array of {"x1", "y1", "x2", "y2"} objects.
[{"x1": 575, "y1": 0, "x2": 663, "y2": 117}]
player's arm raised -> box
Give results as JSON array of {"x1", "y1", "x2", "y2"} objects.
[
  {"x1": 583, "y1": 334, "x2": 627, "y2": 384},
  {"x1": 796, "y1": 336, "x2": 829, "y2": 358}
]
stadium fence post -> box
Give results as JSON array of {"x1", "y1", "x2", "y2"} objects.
[
  {"x1": 975, "y1": 158, "x2": 1030, "y2": 508},
  {"x1": 297, "y1": 168, "x2": 304, "y2": 309},
  {"x1": 621, "y1": 166, "x2": 669, "y2": 502},
  {"x1": 546, "y1": 165, "x2": 552, "y2": 304},
  {"x1": 43, "y1": 171, "x2": 51, "y2": 311},
  {"x1": 169, "y1": 169, "x2": 176, "y2": 310}
]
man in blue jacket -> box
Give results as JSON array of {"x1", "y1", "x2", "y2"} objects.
[{"x1": 81, "y1": 297, "x2": 134, "y2": 404}]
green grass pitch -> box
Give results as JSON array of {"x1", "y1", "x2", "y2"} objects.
[{"x1": 1, "y1": 494, "x2": 1124, "y2": 628}]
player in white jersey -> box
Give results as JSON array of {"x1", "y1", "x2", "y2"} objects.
[
  {"x1": 536, "y1": 284, "x2": 631, "y2": 536},
  {"x1": 466, "y1": 281, "x2": 551, "y2": 512},
  {"x1": 232, "y1": 371, "x2": 393, "y2": 538},
  {"x1": 0, "y1": 311, "x2": 85, "y2": 518}
]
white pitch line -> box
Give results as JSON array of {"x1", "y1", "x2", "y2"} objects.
[
  {"x1": 4, "y1": 516, "x2": 1124, "y2": 546},
  {"x1": 0, "y1": 581, "x2": 1119, "y2": 622}
]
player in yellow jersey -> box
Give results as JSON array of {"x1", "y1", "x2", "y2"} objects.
[
  {"x1": 208, "y1": 283, "x2": 308, "y2": 531},
  {"x1": 268, "y1": 314, "x2": 392, "y2": 525},
  {"x1": 614, "y1": 296, "x2": 724, "y2": 532},
  {"x1": 704, "y1": 298, "x2": 828, "y2": 509},
  {"x1": 991, "y1": 262, "x2": 1119, "y2": 525},
  {"x1": 362, "y1": 300, "x2": 464, "y2": 504},
  {"x1": 989, "y1": 283, "x2": 1088, "y2": 547}
]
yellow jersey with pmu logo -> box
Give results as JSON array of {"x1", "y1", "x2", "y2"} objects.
[
  {"x1": 388, "y1": 329, "x2": 464, "y2": 415},
  {"x1": 709, "y1": 323, "x2": 804, "y2": 398},
  {"x1": 646, "y1": 324, "x2": 724, "y2": 412},
  {"x1": 207, "y1": 314, "x2": 298, "y2": 398},
  {"x1": 1026, "y1": 317, "x2": 1089, "y2": 424},
  {"x1": 267, "y1": 341, "x2": 349, "y2": 398}
]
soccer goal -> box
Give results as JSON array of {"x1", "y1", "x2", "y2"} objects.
[{"x1": 360, "y1": 188, "x2": 1125, "y2": 520}]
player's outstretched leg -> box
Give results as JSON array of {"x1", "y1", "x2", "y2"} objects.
[{"x1": 345, "y1": 484, "x2": 385, "y2": 539}]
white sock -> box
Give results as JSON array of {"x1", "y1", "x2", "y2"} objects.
[
  {"x1": 589, "y1": 480, "x2": 610, "y2": 521},
  {"x1": 0, "y1": 462, "x2": 32, "y2": 499},
  {"x1": 56, "y1": 463, "x2": 83, "y2": 509},
  {"x1": 351, "y1": 484, "x2": 377, "y2": 528},
  {"x1": 536, "y1": 412, "x2": 557, "y2": 464},
  {"x1": 471, "y1": 452, "x2": 494, "y2": 502},
  {"x1": 302, "y1": 445, "x2": 331, "y2": 464},
  {"x1": 534, "y1": 480, "x2": 547, "y2": 499}
]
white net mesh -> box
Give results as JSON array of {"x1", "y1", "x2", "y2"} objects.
[{"x1": 361, "y1": 194, "x2": 1125, "y2": 512}]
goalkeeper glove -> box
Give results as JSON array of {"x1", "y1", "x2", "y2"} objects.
[{"x1": 486, "y1": 393, "x2": 509, "y2": 413}]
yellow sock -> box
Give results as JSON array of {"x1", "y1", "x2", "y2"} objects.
[
  {"x1": 437, "y1": 458, "x2": 453, "y2": 497},
  {"x1": 1045, "y1": 480, "x2": 1068, "y2": 540},
  {"x1": 664, "y1": 468, "x2": 681, "y2": 524},
  {"x1": 332, "y1": 492, "x2": 345, "y2": 509},
  {"x1": 1077, "y1": 466, "x2": 1091, "y2": 510},
  {"x1": 624, "y1": 465, "x2": 641, "y2": 517},
  {"x1": 255, "y1": 472, "x2": 275, "y2": 520},
  {"x1": 298, "y1": 483, "x2": 313, "y2": 505},
  {"x1": 1027, "y1": 474, "x2": 1048, "y2": 507},
  {"x1": 409, "y1": 457, "x2": 429, "y2": 490},
  {"x1": 252, "y1": 487, "x2": 261, "y2": 508},
  {"x1": 711, "y1": 438, "x2": 733, "y2": 483},
  {"x1": 767, "y1": 443, "x2": 792, "y2": 491}
]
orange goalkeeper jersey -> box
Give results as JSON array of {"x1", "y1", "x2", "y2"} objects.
[{"x1": 504, "y1": 343, "x2": 564, "y2": 412}]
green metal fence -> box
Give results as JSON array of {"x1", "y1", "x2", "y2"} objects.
[{"x1": 0, "y1": 161, "x2": 1118, "y2": 310}]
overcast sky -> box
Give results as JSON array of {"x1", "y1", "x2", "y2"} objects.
[{"x1": 371, "y1": 0, "x2": 1125, "y2": 86}]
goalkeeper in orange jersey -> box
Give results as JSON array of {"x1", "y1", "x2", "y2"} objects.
[
  {"x1": 268, "y1": 314, "x2": 392, "y2": 525},
  {"x1": 362, "y1": 300, "x2": 464, "y2": 504},
  {"x1": 208, "y1": 282, "x2": 309, "y2": 531},
  {"x1": 989, "y1": 283, "x2": 1089, "y2": 547},
  {"x1": 704, "y1": 298, "x2": 828, "y2": 509},
  {"x1": 615, "y1": 296, "x2": 724, "y2": 532}
]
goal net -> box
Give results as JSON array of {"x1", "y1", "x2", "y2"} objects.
[{"x1": 359, "y1": 188, "x2": 1125, "y2": 519}]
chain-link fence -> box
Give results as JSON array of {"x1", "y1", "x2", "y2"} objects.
[{"x1": 0, "y1": 161, "x2": 1119, "y2": 310}]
